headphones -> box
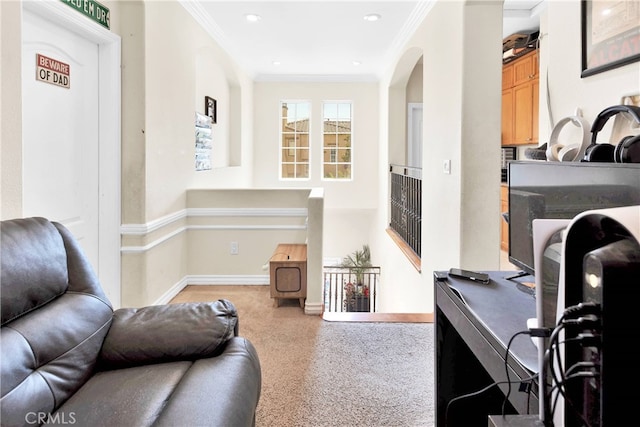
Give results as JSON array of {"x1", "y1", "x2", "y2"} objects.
[
  {"x1": 546, "y1": 115, "x2": 590, "y2": 162},
  {"x1": 582, "y1": 105, "x2": 640, "y2": 163}
]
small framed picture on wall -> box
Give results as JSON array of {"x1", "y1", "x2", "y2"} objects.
[{"x1": 205, "y1": 96, "x2": 217, "y2": 123}]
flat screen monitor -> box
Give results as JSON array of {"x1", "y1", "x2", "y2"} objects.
[{"x1": 507, "y1": 161, "x2": 640, "y2": 277}]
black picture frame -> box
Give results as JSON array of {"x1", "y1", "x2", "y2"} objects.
[
  {"x1": 205, "y1": 96, "x2": 217, "y2": 123},
  {"x1": 581, "y1": 0, "x2": 640, "y2": 78}
]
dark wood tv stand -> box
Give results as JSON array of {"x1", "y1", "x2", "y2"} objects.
[{"x1": 435, "y1": 270, "x2": 543, "y2": 426}]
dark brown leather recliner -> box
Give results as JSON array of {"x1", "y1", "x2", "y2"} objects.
[{"x1": 1, "y1": 217, "x2": 261, "y2": 427}]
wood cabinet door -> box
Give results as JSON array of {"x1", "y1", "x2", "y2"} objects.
[
  {"x1": 513, "y1": 53, "x2": 534, "y2": 86},
  {"x1": 502, "y1": 64, "x2": 514, "y2": 90},
  {"x1": 513, "y1": 82, "x2": 534, "y2": 145},
  {"x1": 502, "y1": 89, "x2": 514, "y2": 145},
  {"x1": 531, "y1": 51, "x2": 539, "y2": 79}
]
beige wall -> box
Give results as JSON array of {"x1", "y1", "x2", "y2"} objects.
[{"x1": 118, "y1": 2, "x2": 258, "y2": 306}]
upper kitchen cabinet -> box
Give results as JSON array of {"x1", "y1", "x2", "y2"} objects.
[{"x1": 502, "y1": 49, "x2": 539, "y2": 146}]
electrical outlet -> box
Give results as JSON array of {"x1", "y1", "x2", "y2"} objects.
[
  {"x1": 230, "y1": 241, "x2": 239, "y2": 255},
  {"x1": 443, "y1": 159, "x2": 451, "y2": 174}
]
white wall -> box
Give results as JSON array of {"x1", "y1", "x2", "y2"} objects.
[
  {"x1": 538, "y1": 2, "x2": 640, "y2": 146},
  {"x1": 372, "y1": 1, "x2": 504, "y2": 313}
]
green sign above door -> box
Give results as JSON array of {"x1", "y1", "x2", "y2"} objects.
[{"x1": 60, "y1": 0, "x2": 110, "y2": 30}]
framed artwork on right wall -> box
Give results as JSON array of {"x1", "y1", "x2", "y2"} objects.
[{"x1": 581, "y1": 0, "x2": 640, "y2": 78}]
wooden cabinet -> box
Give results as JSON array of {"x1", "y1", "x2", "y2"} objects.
[
  {"x1": 502, "y1": 65, "x2": 513, "y2": 90},
  {"x1": 502, "y1": 50, "x2": 539, "y2": 146},
  {"x1": 270, "y1": 243, "x2": 307, "y2": 308},
  {"x1": 512, "y1": 51, "x2": 538, "y2": 86},
  {"x1": 501, "y1": 89, "x2": 514, "y2": 146},
  {"x1": 500, "y1": 184, "x2": 509, "y2": 251}
]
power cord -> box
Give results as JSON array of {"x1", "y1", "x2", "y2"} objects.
[
  {"x1": 444, "y1": 373, "x2": 538, "y2": 427},
  {"x1": 444, "y1": 302, "x2": 600, "y2": 427},
  {"x1": 502, "y1": 328, "x2": 551, "y2": 417},
  {"x1": 542, "y1": 303, "x2": 601, "y2": 426},
  {"x1": 444, "y1": 327, "x2": 551, "y2": 425}
]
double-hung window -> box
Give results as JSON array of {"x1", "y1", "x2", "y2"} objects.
[
  {"x1": 322, "y1": 102, "x2": 352, "y2": 179},
  {"x1": 280, "y1": 101, "x2": 310, "y2": 179}
]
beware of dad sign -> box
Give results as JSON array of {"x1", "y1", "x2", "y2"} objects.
[{"x1": 36, "y1": 54, "x2": 70, "y2": 89}]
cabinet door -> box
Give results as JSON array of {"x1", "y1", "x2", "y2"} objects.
[
  {"x1": 513, "y1": 82, "x2": 534, "y2": 145},
  {"x1": 502, "y1": 89, "x2": 514, "y2": 145},
  {"x1": 532, "y1": 78, "x2": 539, "y2": 144},
  {"x1": 513, "y1": 53, "x2": 534, "y2": 86},
  {"x1": 531, "y1": 52, "x2": 539, "y2": 79},
  {"x1": 502, "y1": 64, "x2": 514, "y2": 90}
]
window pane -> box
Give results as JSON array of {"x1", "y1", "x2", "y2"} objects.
[
  {"x1": 338, "y1": 148, "x2": 350, "y2": 163},
  {"x1": 296, "y1": 163, "x2": 309, "y2": 178},
  {"x1": 322, "y1": 101, "x2": 352, "y2": 180},
  {"x1": 280, "y1": 101, "x2": 310, "y2": 180},
  {"x1": 297, "y1": 134, "x2": 309, "y2": 148},
  {"x1": 324, "y1": 133, "x2": 337, "y2": 148},
  {"x1": 338, "y1": 164, "x2": 351, "y2": 179},
  {"x1": 337, "y1": 120, "x2": 351, "y2": 133},
  {"x1": 324, "y1": 103, "x2": 337, "y2": 119},
  {"x1": 338, "y1": 103, "x2": 351, "y2": 119},
  {"x1": 282, "y1": 163, "x2": 295, "y2": 178},
  {"x1": 323, "y1": 164, "x2": 336, "y2": 178}
]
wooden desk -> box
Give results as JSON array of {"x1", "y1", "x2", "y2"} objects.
[
  {"x1": 270, "y1": 244, "x2": 307, "y2": 308},
  {"x1": 435, "y1": 271, "x2": 539, "y2": 426}
]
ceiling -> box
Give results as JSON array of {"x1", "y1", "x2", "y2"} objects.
[{"x1": 182, "y1": 0, "x2": 544, "y2": 81}]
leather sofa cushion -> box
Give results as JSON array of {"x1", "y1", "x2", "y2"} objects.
[
  {"x1": 53, "y1": 337, "x2": 261, "y2": 427},
  {"x1": 99, "y1": 300, "x2": 239, "y2": 369},
  {"x1": 1, "y1": 217, "x2": 74, "y2": 325},
  {"x1": 153, "y1": 337, "x2": 262, "y2": 427}
]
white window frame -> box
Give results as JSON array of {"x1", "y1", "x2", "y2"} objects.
[
  {"x1": 321, "y1": 100, "x2": 353, "y2": 181},
  {"x1": 279, "y1": 100, "x2": 311, "y2": 180}
]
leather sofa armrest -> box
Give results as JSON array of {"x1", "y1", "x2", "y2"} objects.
[{"x1": 99, "y1": 299, "x2": 239, "y2": 369}]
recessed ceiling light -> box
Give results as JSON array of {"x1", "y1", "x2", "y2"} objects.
[
  {"x1": 363, "y1": 14, "x2": 381, "y2": 22},
  {"x1": 272, "y1": 61, "x2": 281, "y2": 66},
  {"x1": 352, "y1": 60, "x2": 362, "y2": 66},
  {"x1": 245, "y1": 14, "x2": 261, "y2": 22}
]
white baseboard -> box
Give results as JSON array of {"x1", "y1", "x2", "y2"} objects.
[{"x1": 304, "y1": 301, "x2": 324, "y2": 316}]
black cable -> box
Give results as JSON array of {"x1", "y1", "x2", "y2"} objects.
[
  {"x1": 544, "y1": 313, "x2": 601, "y2": 427},
  {"x1": 445, "y1": 374, "x2": 538, "y2": 427},
  {"x1": 501, "y1": 330, "x2": 532, "y2": 416},
  {"x1": 549, "y1": 372, "x2": 597, "y2": 427}
]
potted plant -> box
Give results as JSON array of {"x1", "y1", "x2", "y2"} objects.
[{"x1": 341, "y1": 245, "x2": 372, "y2": 311}]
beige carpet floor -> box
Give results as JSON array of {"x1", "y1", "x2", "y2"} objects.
[{"x1": 170, "y1": 285, "x2": 435, "y2": 427}]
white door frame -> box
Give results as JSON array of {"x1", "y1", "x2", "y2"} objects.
[{"x1": 23, "y1": 0, "x2": 122, "y2": 307}]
